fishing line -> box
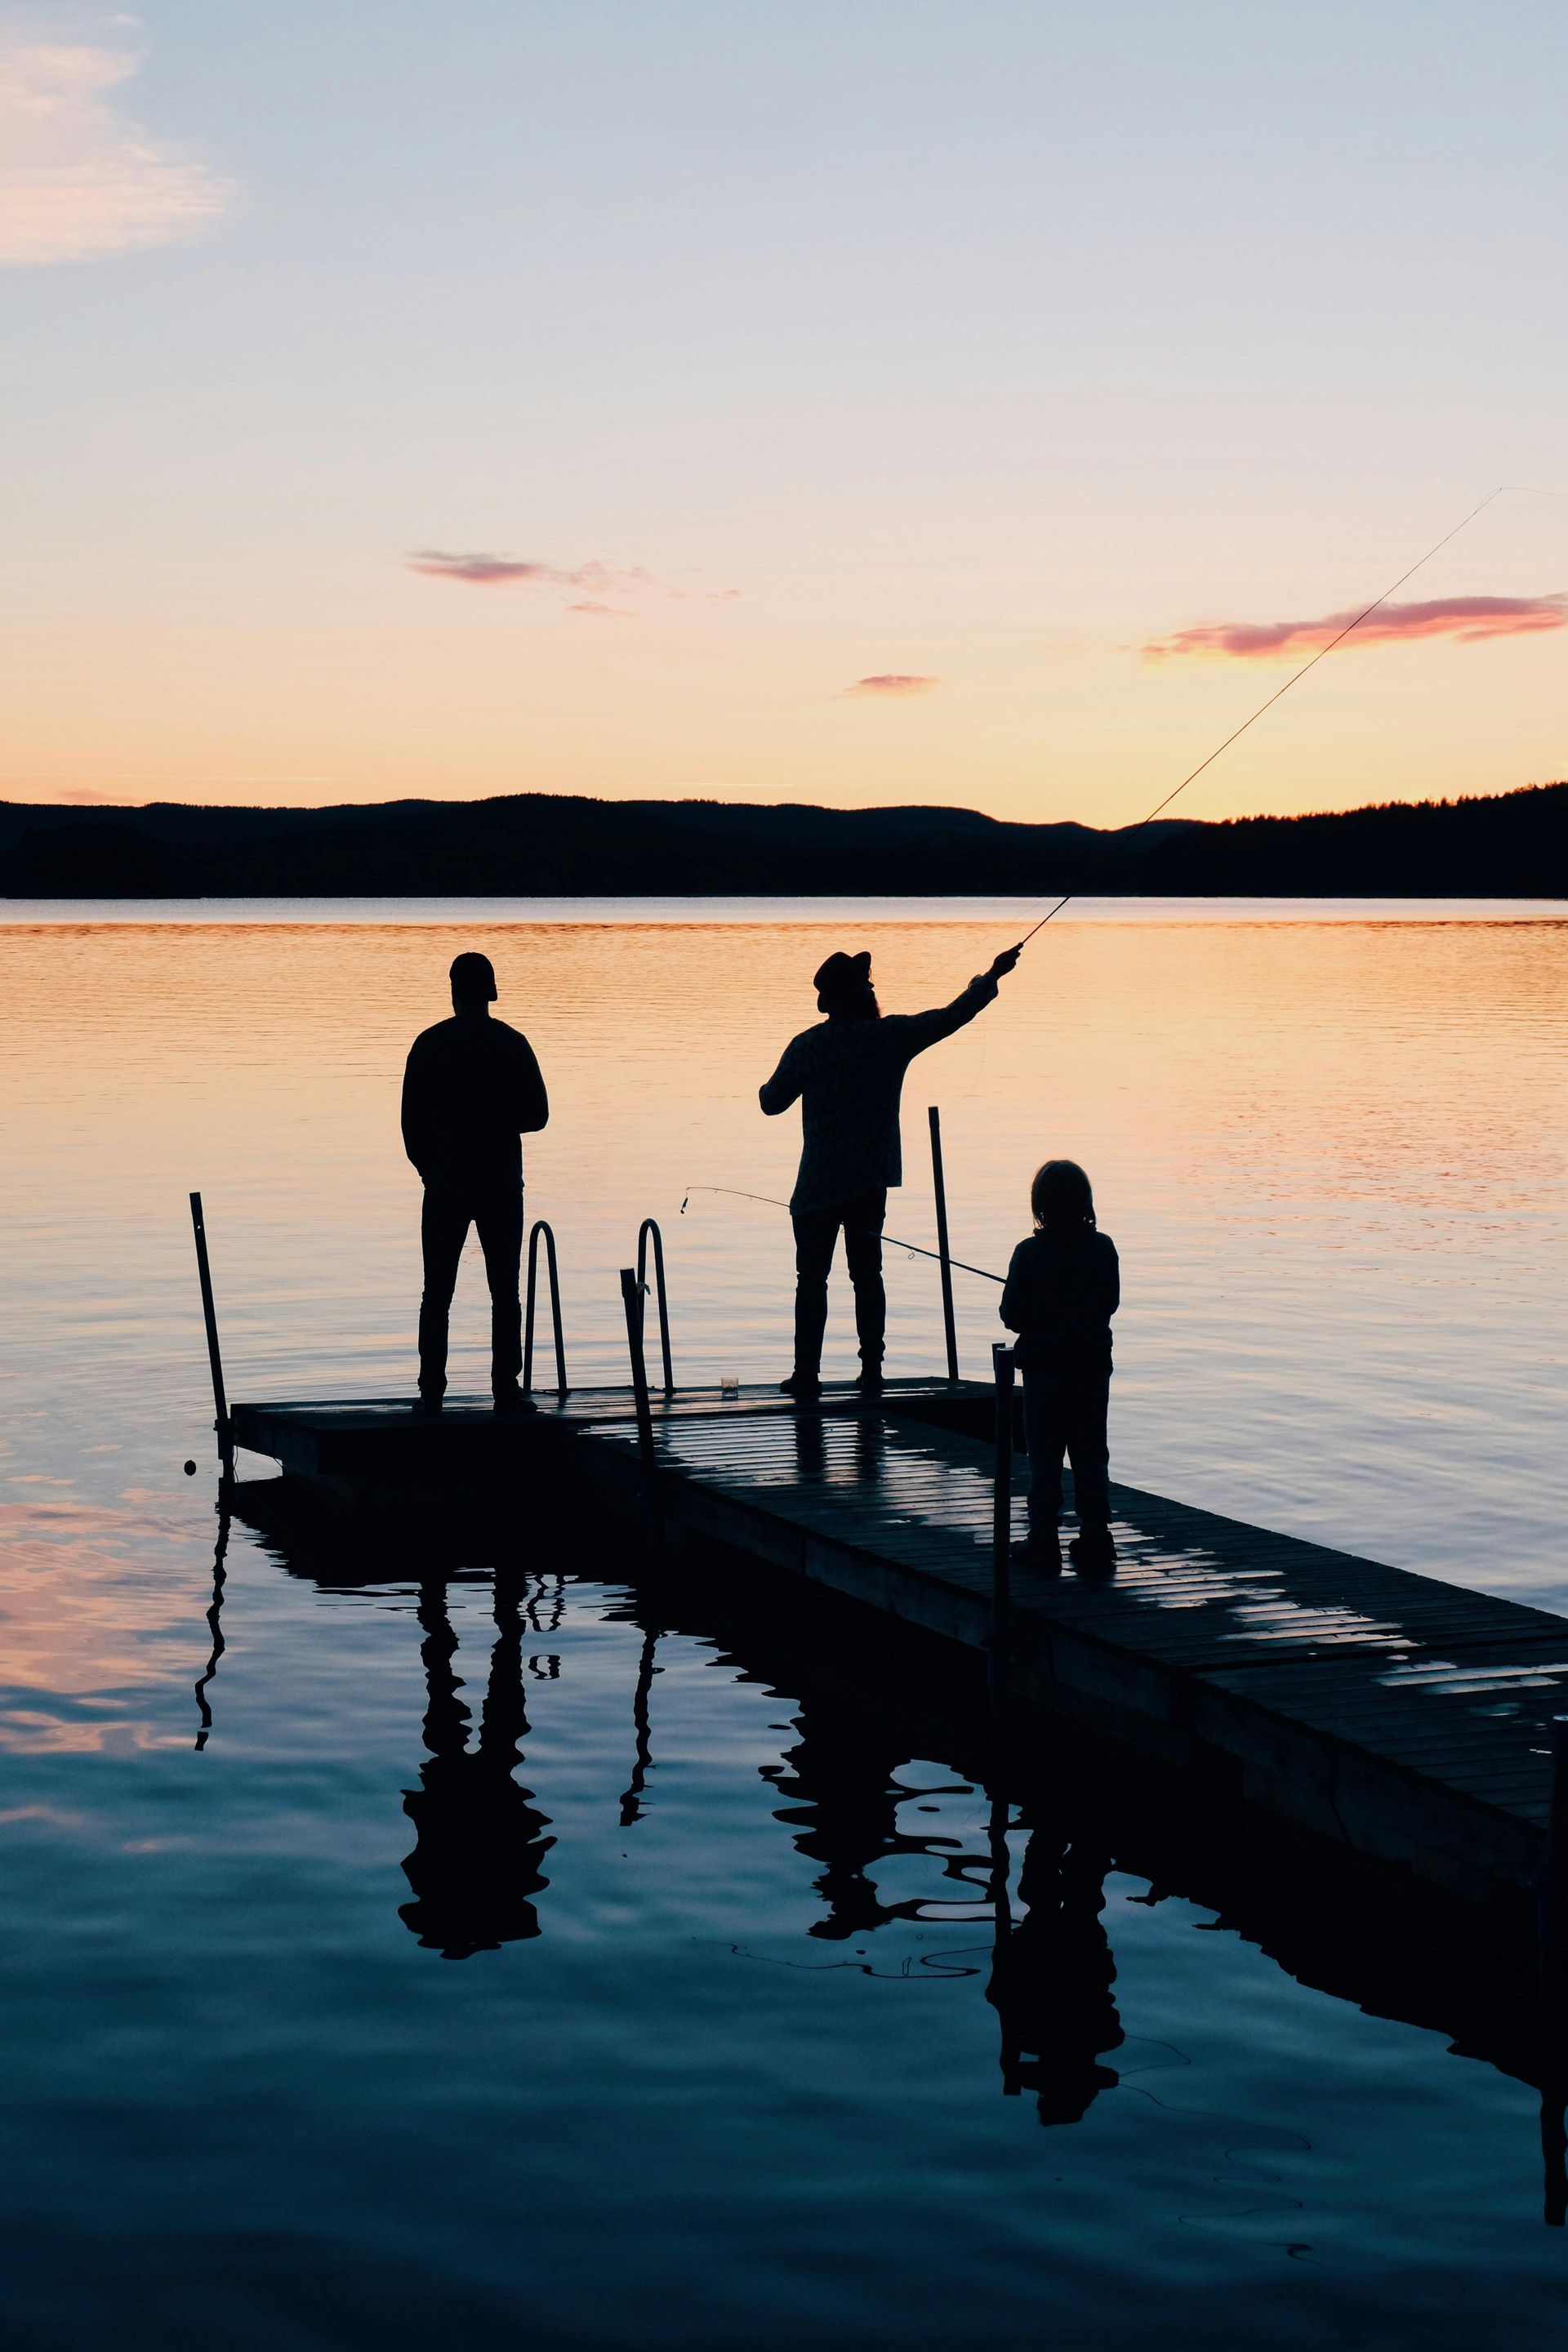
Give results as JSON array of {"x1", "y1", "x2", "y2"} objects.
[
  {"x1": 680, "y1": 1184, "x2": 1004, "y2": 1283},
  {"x1": 1014, "y1": 483, "x2": 1515, "y2": 950},
  {"x1": 688, "y1": 488, "x2": 1557, "y2": 1257}
]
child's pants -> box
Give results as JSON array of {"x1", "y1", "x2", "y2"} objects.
[{"x1": 1022, "y1": 1368, "x2": 1111, "y2": 1534}]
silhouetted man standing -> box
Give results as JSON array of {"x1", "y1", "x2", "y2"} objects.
[
  {"x1": 402, "y1": 951, "x2": 549, "y2": 1414},
  {"x1": 760, "y1": 943, "x2": 1018, "y2": 1398}
]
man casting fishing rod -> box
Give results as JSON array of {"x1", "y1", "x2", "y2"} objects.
[
  {"x1": 737, "y1": 488, "x2": 1523, "y2": 1404},
  {"x1": 760, "y1": 942, "x2": 1021, "y2": 1399}
]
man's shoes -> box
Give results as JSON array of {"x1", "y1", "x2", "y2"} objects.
[
  {"x1": 414, "y1": 1392, "x2": 443, "y2": 1417},
  {"x1": 853, "y1": 1365, "x2": 885, "y2": 1396},
  {"x1": 1012, "y1": 1529, "x2": 1062, "y2": 1575},
  {"x1": 492, "y1": 1384, "x2": 537, "y2": 1417},
  {"x1": 1068, "y1": 1528, "x2": 1117, "y2": 1575},
  {"x1": 780, "y1": 1371, "x2": 823, "y2": 1401}
]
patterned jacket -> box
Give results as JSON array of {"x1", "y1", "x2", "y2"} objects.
[{"x1": 760, "y1": 973, "x2": 999, "y2": 1214}]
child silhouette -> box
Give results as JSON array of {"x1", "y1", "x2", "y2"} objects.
[{"x1": 1000, "y1": 1160, "x2": 1120, "y2": 1573}]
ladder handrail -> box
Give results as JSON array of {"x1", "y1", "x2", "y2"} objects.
[
  {"x1": 523, "y1": 1219, "x2": 569, "y2": 1401},
  {"x1": 635, "y1": 1218, "x2": 675, "y2": 1397}
]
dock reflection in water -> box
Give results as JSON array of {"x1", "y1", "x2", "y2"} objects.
[
  {"x1": 225, "y1": 1477, "x2": 1559, "y2": 2216},
  {"x1": 7, "y1": 902, "x2": 1568, "y2": 2345},
  {"x1": 230, "y1": 1479, "x2": 1130, "y2": 2136}
]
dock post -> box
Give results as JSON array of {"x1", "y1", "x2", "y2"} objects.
[
  {"x1": 990, "y1": 1343, "x2": 1015, "y2": 1715},
  {"x1": 1541, "y1": 1716, "x2": 1568, "y2": 2224},
  {"x1": 188, "y1": 1192, "x2": 234, "y2": 1482},
  {"x1": 929, "y1": 1107, "x2": 960, "y2": 1383},
  {"x1": 620, "y1": 1267, "x2": 662, "y2": 1530},
  {"x1": 1541, "y1": 1716, "x2": 1568, "y2": 1994}
]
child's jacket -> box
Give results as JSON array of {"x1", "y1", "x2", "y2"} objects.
[{"x1": 1000, "y1": 1227, "x2": 1120, "y2": 1375}]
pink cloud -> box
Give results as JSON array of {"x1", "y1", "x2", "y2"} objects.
[
  {"x1": 408, "y1": 550, "x2": 655, "y2": 593},
  {"x1": 0, "y1": 42, "x2": 234, "y2": 268},
  {"x1": 567, "y1": 601, "x2": 636, "y2": 619},
  {"x1": 409, "y1": 552, "x2": 566, "y2": 586},
  {"x1": 844, "y1": 673, "x2": 940, "y2": 697},
  {"x1": 1143, "y1": 593, "x2": 1568, "y2": 663}
]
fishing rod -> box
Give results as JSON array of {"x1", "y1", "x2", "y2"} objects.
[
  {"x1": 681, "y1": 1183, "x2": 1004, "y2": 1283},
  {"x1": 688, "y1": 488, "x2": 1558, "y2": 1259},
  {"x1": 1014, "y1": 483, "x2": 1516, "y2": 951}
]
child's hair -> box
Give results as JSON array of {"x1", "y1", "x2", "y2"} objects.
[{"x1": 1031, "y1": 1158, "x2": 1096, "y2": 1232}]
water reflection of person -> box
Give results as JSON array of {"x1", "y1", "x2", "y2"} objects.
[
  {"x1": 987, "y1": 1804, "x2": 1122, "y2": 2124},
  {"x1": 789, "y1": 1409, "x2": 884, "y2": 1490},
  {"x1": 760, "y1": 943, "x2": 1019, "y2": 1400},
  {"x1": 399, "y1": 1575, "x2": 555, "y2": 1958},
  {"x1": 765, "y1": 1700, "x2": 980, "y2": 1942}
]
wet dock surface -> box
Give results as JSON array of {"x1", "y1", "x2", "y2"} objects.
[{"x1": 231, "y1": 1382, "x2": 1566, "y2": 1907}]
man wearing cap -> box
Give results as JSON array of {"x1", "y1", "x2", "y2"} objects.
[
  {"x1": 401, "y1": 952, "x2": 550, "y2": 1414},
  {"x1": 760, "y1": 943, "x2": 1019, "y2": 1399}
]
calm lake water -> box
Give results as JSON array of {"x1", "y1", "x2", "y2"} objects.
[{"x1": 3, "y1": 897, "x2": 1566, "y2": 2347}]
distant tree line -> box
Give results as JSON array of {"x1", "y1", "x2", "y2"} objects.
[{"x1": 0, "y1": 782, "x2": 1562, "y2": 898}]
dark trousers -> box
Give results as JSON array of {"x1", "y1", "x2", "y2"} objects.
[
  {"x1": 790, "y1": 1188, "x2": 887, "y2": 1379},
  {"x1": 418, "y1": 1180, "x2": 524, "y2": 1397},
  {"x1": 1022, "y1": 1367, "x2": 1111, "y2": 1534}
]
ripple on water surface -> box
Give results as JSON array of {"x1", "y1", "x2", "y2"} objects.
[{"x1": 2, "y1": 902, "x2": 1566, "y2": 2345}]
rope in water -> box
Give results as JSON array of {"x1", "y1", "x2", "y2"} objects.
[
  {"x1": 680, "y1": 1183, "x2": 1004, "y2": 1283},
  {"x1": 1014, "y1": 483, "x2": 1512, "y2": 950}
]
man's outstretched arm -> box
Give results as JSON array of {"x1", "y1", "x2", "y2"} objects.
[{"x1": 897, "y1": 946, "x2": 1021, "y2": 1057}]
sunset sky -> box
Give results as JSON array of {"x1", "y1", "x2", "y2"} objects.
[{"x1": 2, "y1": 2, "x2": 1566, "y2": 824}]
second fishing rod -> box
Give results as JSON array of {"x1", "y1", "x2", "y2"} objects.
[{"x1": 684, "y1": 1106, "x2": 1004, "y2": 1388}]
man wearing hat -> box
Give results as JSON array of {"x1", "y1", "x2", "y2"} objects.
[
  {"x1": 401, "y1": 951, "x2": 550, "y2": 1414},
  {"x1": 760, "y1": 942, "x2": 1019, "y2": 1398}
]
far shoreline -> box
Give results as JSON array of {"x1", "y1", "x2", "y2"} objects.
[{"x1": 5, "y1": 892, "x2": 1566, "y2": 926}]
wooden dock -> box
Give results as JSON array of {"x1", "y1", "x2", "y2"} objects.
[{"x1": 229, "y1": 1379, "x2": 1568, "y2": 1917}]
